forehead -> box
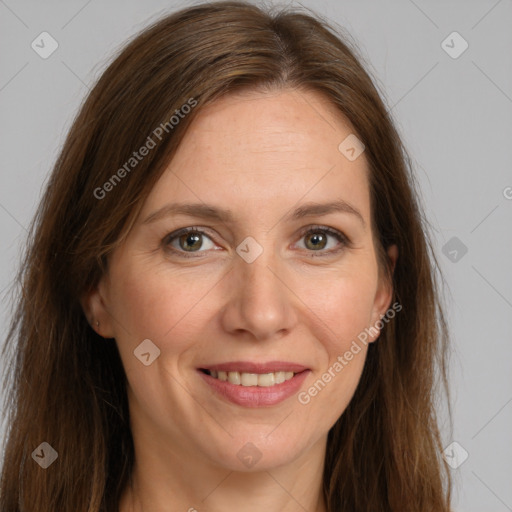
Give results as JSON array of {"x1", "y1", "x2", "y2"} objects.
[{"x1": 141, "y1": 88, "x2": 371, "y2": 224}]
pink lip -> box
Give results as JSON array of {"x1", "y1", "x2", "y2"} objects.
[
  {"x1": 201, "y1": 361, "x2": 309, "y2": 374},
  {"x1": 198, "y1": 367, "x2": 311, "y2": 407}
]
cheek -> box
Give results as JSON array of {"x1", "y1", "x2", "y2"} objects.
[
  {"x1": 298, "y1": 269, "x2": 377, "y2": 422},
  {"x1": 313, "y1": 348, "x2": 368, "y2": 426},
  {"x1": 303, "y1": 267, "x2": 378, "y2": 353},
  {"x1": 108, "y1": 246, "x2": 379, "y2": 365},
  {"x1": 107, "y1": 255, "x2": 224, "y2": 360},
  {"x1": 298, "y1": 277, "x2": 373, "y2": 424}
]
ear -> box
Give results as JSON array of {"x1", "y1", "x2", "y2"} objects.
[
  {"x1": 79, "y1": 277, "x2": 116, "y2": 339},
  {"x1": 368, "y1": 244, "x2": 398, "y2": 343}
]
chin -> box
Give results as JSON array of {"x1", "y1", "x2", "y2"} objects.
[{"x1": 202, "y1": 428, "x2": 313, "y2": 472}]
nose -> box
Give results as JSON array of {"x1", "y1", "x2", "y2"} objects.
[{"x1": 219, "y1": 246, "x2": 298, "y2": 342}]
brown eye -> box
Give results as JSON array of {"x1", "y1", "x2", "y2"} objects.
[
  {"x1": 178, "y1": 232, "x2": 203, "y2": 252},
  {"x1": 304, "y1": 231, "x2": 328, "y2": 250}
]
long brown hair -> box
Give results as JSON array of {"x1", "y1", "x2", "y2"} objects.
[{"x1": 0, "y1": 2, "x2": 452, "y2": 510}]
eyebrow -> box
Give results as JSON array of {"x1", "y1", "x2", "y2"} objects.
[{"x1": 142, "y1": 199, "x2": 366, "y2": 229}]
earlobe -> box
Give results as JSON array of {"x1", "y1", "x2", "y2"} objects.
[
  {"x1": 369, "y1": 244, "x2": 398, "y2": 342},
  {"x1": 79, "y1": 280, "x2": 115, "y2": 338}
]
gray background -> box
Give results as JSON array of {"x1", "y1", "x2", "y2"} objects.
[{"x1": 1, "y1": 0, "x2": 511, "y2": 510}]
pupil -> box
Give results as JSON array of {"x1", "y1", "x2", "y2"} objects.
[
  {"x1": 308, "y1": 232, "x2": 326, "y2": 250},
  {"x1": 182, "y1": 233, "x2": 201, "y2": 251},
  {"x1": 178, "y1": 231, "x2": 328, "y2": 252}
]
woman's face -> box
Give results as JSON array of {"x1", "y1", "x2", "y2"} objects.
[{"x1": 86, "y1": 88, "x2": 396, "y2": 471}]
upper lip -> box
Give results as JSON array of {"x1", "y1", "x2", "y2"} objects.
[{"x1": 199, "y1": 361, "x2": 309, "y2": 373}]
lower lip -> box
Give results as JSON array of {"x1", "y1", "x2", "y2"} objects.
[{"x1": 198, "y1": 370, "x2": 311, "y2": 407}]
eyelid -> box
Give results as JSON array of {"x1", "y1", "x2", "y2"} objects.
[
  {"x1": 295, "y1": 224, "x2": 350, "y2": 256},
  {"x1": 162, "y1": 224, "x2": 350, "y2": 258},
  {"x1": 162, "y1": 226, "x2": 218, "y2": 258},
  {"x1": 297, "y1": 224, "x2": 349, "y2": 241}
]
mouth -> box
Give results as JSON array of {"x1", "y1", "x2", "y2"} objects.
[
  {"x1": 197, "y1": 361, "x2": 310, "y2": 407},
  {"x1": 200, "y1": 368, "x2": 297, "y2": 387}
]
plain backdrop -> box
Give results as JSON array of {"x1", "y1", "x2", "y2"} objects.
[{"x1": 1, "y1": 1, "x2": 511, "y2": 510}]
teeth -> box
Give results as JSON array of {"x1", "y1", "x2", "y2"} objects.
[
  {"x1": 275, "y1": 371, "x2": 286, "y2": 384},
  {"x1": 228, "y1": 371, "x2": 240, "y2": 385},
  {"x1": 257, "y1": 373, "x2": 274, "y2": 387},
  {"x1": 208, "y1": 370, "x2": 296, "y2": 386},
  {"x1": 241, "y1": 373, "x2": 258, "y2": 386}
]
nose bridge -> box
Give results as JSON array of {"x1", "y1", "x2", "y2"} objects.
[
  {"x1": 240, "y1": 249, "x2": 280, "y2": 300},
  {"x1": 220, "y1": 234, "x2": 297, "y2": 340}
]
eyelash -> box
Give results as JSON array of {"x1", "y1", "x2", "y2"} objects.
[{"x1": 162, "y1": 225, "x2": 350, "y2": 259}]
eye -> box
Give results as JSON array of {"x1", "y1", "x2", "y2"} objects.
[
  {"x1": 162, "y1": 225, "x2": 350, "y2": 259},
  {"x1": 295, "y1": 225, "x2": 349, "y2": 257},
  {"x1": 163, "y1": 227, "x2": 217, "y2": 258}
]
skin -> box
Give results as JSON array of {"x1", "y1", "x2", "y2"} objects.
[{"x1": 82, "y1": 88, "x2": 398, "y2": 512}]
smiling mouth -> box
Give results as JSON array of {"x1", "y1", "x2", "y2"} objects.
[{"x1": 200, "y1": 369, "x2": 298, "y2": 387}]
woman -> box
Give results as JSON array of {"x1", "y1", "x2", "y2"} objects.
[{"x1": 0, "y1": 1, "x2": 452, "y2": 510}]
